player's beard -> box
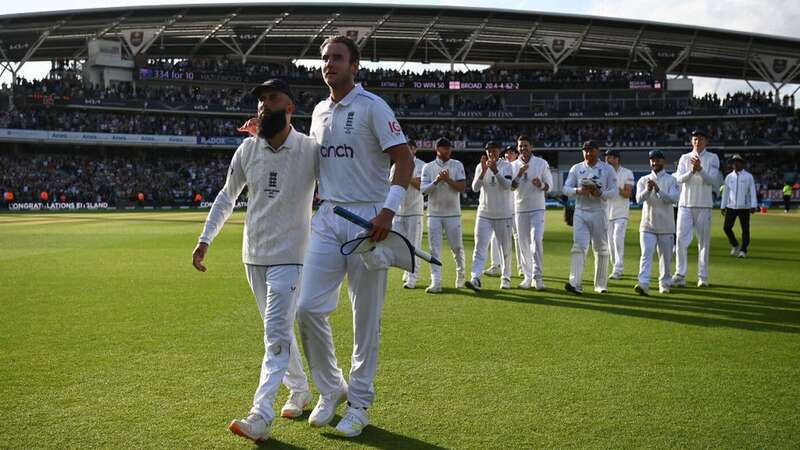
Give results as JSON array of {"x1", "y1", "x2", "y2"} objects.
[{"x1": 258, "y1": 108, "x2": 287, "y2": 140}]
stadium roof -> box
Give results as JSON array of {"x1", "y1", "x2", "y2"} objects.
[{"x1": 1, "y1": 3, "x2": 800, "y2": 84}]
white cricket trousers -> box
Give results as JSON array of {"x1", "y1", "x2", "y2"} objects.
[
  {"x1": 392, "y1": 214, "x2": 423, "y2": 283},
  {"x1": 569, "y1": 208, "x2": 610, "y2": 291},
  {"x1": 296, "y1": 202, "x2": 387, "y2": 409},
  {"x1": 675, "y1": 207, "x2": 712, "y2": 282},
  {"x1": 607, "y1": 217, "x2": 629, "y2": 275},
  {"x1": 490, "y1": 220, "x2": 522, "y2": 273},
  {"x1": 637, "y1": 232, "x2": 674, "y2": 289},
  {"x1": 244, "y1": 264, "x2": 310, "y2": 422},
  {"x1": 427, "y1": 216, "x2": 466, "y2": 285},
  {"x1": 515, "y1": 209, "x2": 545, "y2": 282},
  {"x1": 472, "y1": 216, "x2": 513, "y2": 280}
]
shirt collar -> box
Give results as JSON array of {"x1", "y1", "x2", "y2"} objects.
[
  {"x1": 332, "y1": 83, "x2": 363, "y2": 107},
  {"x1": 263, "y1": 126, "x2": 297, "y2": 153}
]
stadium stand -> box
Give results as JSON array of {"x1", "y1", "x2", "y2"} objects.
[{"x1": 1, "y1": 4, "x2": 799, "y2": 210}]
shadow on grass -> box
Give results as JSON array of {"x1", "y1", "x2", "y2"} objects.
[
  {"x1": 321, "y1": 425, "x2": 448, "y2": 450},
  {"x1": 462, "y1": 282, "x2": 800, "y2": 334},
  {"x1": 255, "y1": 439, "x2": 306, "y2": 450}
]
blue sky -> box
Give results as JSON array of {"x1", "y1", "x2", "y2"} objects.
[{"x1": 2, "y1": 0, "x2": 799, "y2": 99}]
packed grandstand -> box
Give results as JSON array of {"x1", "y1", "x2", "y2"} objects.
[{"x1": 1, "y1": 4, "x2": 798, "y2": 210}]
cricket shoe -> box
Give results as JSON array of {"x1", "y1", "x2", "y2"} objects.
[
  {"x1": 519, "y1": 277, "x2": 532, "y2": 289},
  {"x1": 737, "y1": 251, "x2": 746, "y2": 258},
  {"x1": 455, "y1": 273, "x2": 466, "y2": 289},
  {"x1": 403, "y1": 280, "x2": 416, "y2": 289},
  {"x1": 610, "y1": 272, "x2": 623, "y2": 280},
  {"x1": 730, "y1": 246, "x2": 740, "y2": 256},
  {"x1": 564, "y1": 282, "x2": 582, "y2": 295},
  {"x1": 229, "y1": 413, "x2": 271, "y2": 442},
  {"x1": 281, "y1": 390, "x2": 312, "y2": 418},
  {"x1": 671, "y1": 274, "x2": 686, "y2": 287},
  {"x1": 594, "y1": 287, "x2": 608, "y2": 294},
  {"x1": 465, "y1": 277, "x2": 482, "y2": 292},
  {"x1": 333, "y1": 406, "x2": 369, "y2": 438},
  {"x1": 659, "y1": 285, "x2": 670, "y2": 294},
  {"x1": 483, "y1": 266, "x2": 501, "y2": 277},
  {"x1": 534, "y1": 279, "x2": 546, "y2": 291},
  {"x1": 697, "y1": 279, "x2": 709, "y2": 288},
  {"x1": 500, "y1": 278, "x2": 512, "y2": 289},
  {"x1": 634, "y1": 284, "x2": 649, "y2": 296},
  {"x1": 425, "y1": 283, "x2": 442, "y2": 294},
  {"x1": 308, "y1": 384, "x2": 348, "y2": 427}
]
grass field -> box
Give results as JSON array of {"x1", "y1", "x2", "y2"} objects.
[{"x1": 1, "y1": 209, "x2": 799, "y2": 449}]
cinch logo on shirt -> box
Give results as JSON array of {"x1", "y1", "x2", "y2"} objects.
[{"x1": 321, "y1": 144, "x2": 354, "y2": 158}]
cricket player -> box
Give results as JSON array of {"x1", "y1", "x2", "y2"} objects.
[
  {"x1": 604, "y1": 149, "x2": 634, "y2": 279},
  {"x1": 510, "y1": 135, "x2": 552, "y2": 290},
  {"x1": 420, "y1": 137, "x2": 467, "y2": 293},
  {"x1": 391, "y1": 139, "x2": 425, "y2": 288},
  {"x1": 720, "y1": 154, "x2": 756, "y2": 258},
  {"x1": 563, "y1": 141, "x2": 618, "y2": 294},
  {"x1": 192, "y1": 79, "x2": 317, "y2": 443},
  {"x1": 672, "y1": 127, "x2": 720, "y2": 287},
  {"x1": 466, "y1": 141, "x2": 515, "y2": 291},
  {"x1": 634, "y1": 150, "x2": 680, "y2": 295},
  {"x1": 487, "y1": 146, "x2": 523, "y2": 277},
  {"x1": 295, "y1": 35, "x2": 414, "y2": 438}
]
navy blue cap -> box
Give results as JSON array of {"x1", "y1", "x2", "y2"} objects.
[
  {"x1": 250, "y1": 78, "x2": 294, "y2": 102},
  {"x1": 485, "y1": 141, "x2": 501, "y2": 150},
  {"x1": 435, "y1": 137, "x2": 451, "y2": 148},
  {"x1": 648, "y1": 149, "x2": 665, "y2": 159},
  {"x1": 582, "y1": 140, "x2": 599, "y2": 150},
  {"x1": 605, "y1": 149, "x2": 620, "y2": 158},
  {"x1": 691, "y1": 127, "x2": 709, "y2": 138}
]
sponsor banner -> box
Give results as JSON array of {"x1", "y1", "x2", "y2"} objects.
[
  {"x1": 137, "y1": 66, "x2": 653, "y2": 91},
  {"x1": 413, "y1": 139, "x2": 467, "y2": 150},
  {"x1": 395, "y1": 108, "x2": 778, "y2": 120},
  {"x1": 0, "y1": 33, "x2": 39, "y2": 60},
  {"x1": 0, "y1": 129, "x2": 198, "y2": 146},
  {"x1": 8, "y1": 202, "x2": 111, "y2": 211},
  {"x1": 197, "y1": 136, "x2": 245, "y2": 146},
  {"x1": 763, "y1": 189, "x2": 800, "y2": 202}
]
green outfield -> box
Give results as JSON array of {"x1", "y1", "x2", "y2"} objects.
[{"x1": 1, "y1": 209, "x2": 799, "y2": 449}]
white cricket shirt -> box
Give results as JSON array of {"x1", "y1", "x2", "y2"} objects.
[
  {"x1": 472, "y1": 159, "x2": 514, "y2": 219},
  {"x1": 563, "y1": 160, "x2": 618, "y2": 211},
  {"x1": 310, "y1": 84, "x2": 407, "y2": 203},
  {"x1": 675, "y1": 149, "x2": 720, "y2": 208},
  {"x1": 636, "y1": 169, "x2": 680, "y2": 234},
  {"x1": 198, "y1": 128, "x2": 318, "y2": 265},
  {"x1": 510, "y1": 156, "x2": 552, "y2": 213},
  {"x1": 607, "y1": 165, "x2": 635, "y2": 220},
  {"x1": 421, "y1": 158, "x2": 466, "y2": 217},
  {"x1": 390, "y1": 157, "x2": 425, "y2": 216}
]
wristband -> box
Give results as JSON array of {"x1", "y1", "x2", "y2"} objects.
[{"x1": 382, "y1": 185, "x2": 406, "y2": 213}]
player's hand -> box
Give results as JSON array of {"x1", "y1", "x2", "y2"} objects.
[
  {"x1": 192, "y1": 242, "x2": 209, "y2": 272},
  {"x1": 237, "y1": 117, "x2": 261, "y2": 137},
  {"x1": 480, "y1": 155, "x2": 488, "y2": 173},
  {"x1": 751, "y1": 208, "x2": 756, "y2": 214},
  {"x1": 532, "y1": 176, "x2": 542, "y2": 188},
  {"x1": 488, "y1": 158, "x2": 498, "y2": 174},
  {"x1": 691, "y1": 157, "x2": 702, "y2": 173},
  {"x1": 439, "y1": 170, "x2": 450, "y2": 181},
  {"x1": 368, "y1": 208, "x2": 394, "y2": 242},
  {"x1": 720, "y1": 208, "x2": 726, "y2": 217},
  {"x1": 518, "y1": 163, "x2": 529, "y2": 177},
  {"x1": 590, "y1": 186, "x2": 601, "y2": 197}
]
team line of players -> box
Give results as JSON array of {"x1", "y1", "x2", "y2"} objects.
[{"x1": 189, "y1": 35, "x2": 756, "y2": 445}]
